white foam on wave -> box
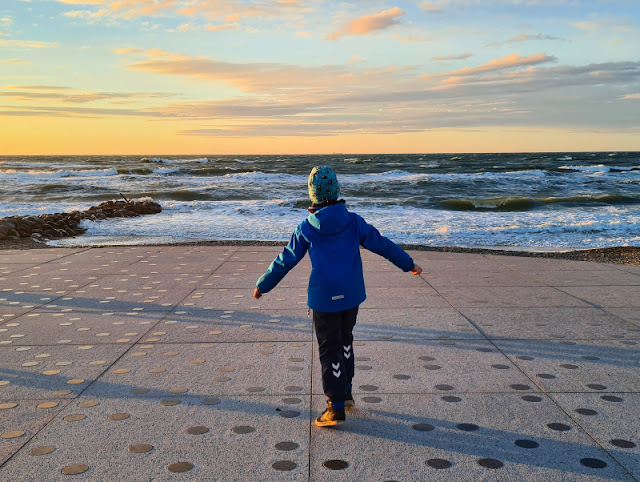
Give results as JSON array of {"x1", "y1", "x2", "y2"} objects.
[
  {"x1": 342, "y1": 169, "x2": 547, "y2": 185},
  {"x1": 0, "y1": 168, "x2": 119, "y2": 181},
  {"x1": 147, "y1": 157, "x2": 209, "y2": 164},
  {"x1": 55, "y1": 198, "x2": 640, "y2": 249},
  {"x1": 0, "y1": 161, "x2": 88, "y2": 169},
  {"x1": 153, "y1": 167, "x2": 181, "y2": 175}
]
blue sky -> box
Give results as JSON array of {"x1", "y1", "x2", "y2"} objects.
[{"x1": 1, "y1": 0, "x2": 639, "y2": 154}]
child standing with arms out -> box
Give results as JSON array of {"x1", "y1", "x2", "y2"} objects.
[{"x1": 253, "y1": 166, "x2": 422, "y2": 427}]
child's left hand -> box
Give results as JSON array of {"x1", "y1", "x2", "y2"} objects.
[
  {"x1": 253, "y1": 287, "x2": 263, "y2": 299},
  {"x1": 410, "y1": 264, "x2": 423, "y2": 276}
]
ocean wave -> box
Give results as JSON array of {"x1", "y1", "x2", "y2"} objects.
[
  {"x1": 0, "y1": 168, "x2": 119, "y2": 180},
  {"x1": 557, "y1": 164, "x2": 640, "y2": 174},
  {"x1": 142, "y1": 157, "x2": 210, "y2": 164},
  {"x1": 438, "y1": 194, "x2": 638, "y2": 212}
]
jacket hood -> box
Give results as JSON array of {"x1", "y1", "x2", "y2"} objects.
[{"x1": 307, "y1": 202, "x2": 350, "y2": 236}]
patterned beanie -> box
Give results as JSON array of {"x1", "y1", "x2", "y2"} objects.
[{"x1": 308, "y1": 166, "x2": 340, "y2": 204}]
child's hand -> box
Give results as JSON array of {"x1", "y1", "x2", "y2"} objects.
[
  {"x1": 253, "y1": 287, "x2": 263, "y2": 299},
  {"x1": 410, "y1": 264, "x2": 423, "y2": 276}
]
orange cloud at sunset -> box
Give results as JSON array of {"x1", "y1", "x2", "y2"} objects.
[{"x1": 326, "y1": 8, "x2": 406, "y2": 40}]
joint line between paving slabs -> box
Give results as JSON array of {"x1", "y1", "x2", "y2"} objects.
[
  {"x1": 153, "y1": 246, "x2": 242, "y2": 323},
  {"x1": 0, "y1": 395, "x2": 74, "y2": 470},
  {"x1": 489, "y1": 255, "x2": 620, "y2": 313},
  {"x1": 308, "y1": 320, "x2": 315, "y2": 482}
]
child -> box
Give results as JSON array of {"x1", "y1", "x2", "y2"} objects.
[{"x1": 253, "y1": 166, "x2": 422, "y2": 427}]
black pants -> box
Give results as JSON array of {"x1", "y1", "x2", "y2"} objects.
[{"x1": 313, "y1": 306, "x2": 358, "y2": 402}]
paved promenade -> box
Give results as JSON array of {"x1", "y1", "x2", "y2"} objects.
[{"x1": 0, "y1": 246, "x2": 638, "y2": 481}]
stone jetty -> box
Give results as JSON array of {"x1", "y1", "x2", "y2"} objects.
[{"x1": 0, "y1": 200, "x2": 162, "y2": 241}]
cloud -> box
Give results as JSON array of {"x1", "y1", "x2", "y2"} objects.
[
  {"x1": 431, "y1": 52, "x2": 472, "y2": 62},
  {"x1": 0, "y1": 85, "x2": 176, "y2": 105},
  {"x1": 623, "y1": 94, "x2": 640, "y2": 100},
  {"x1": 58, "y1": 0, "x2": 177, "y2": 19},
  {"x1": 55, "y1": 0, "x2": 311, "y2": 24},
  {"x1": 2, "y1": 59, "x2": 31, "y2": 64},
  {"x1": 487, "y1": 33, "x2": 563, "y2": 47},
  {"x1": 118, "y1": 48, "x2": 355, "y2": 94},
  {"x1": 3, "y1": 85, "x2": 73, "y2": 90},
  {"x1": 63, "y1": 9, "x2": 108, "y2": 19},
  {"x1": 433, "y1": 52, "x2": 557, "y2": 78},
  {"x1": 326, "y1": 8, "x2": 405, "y2": 40},
  {"x1": 0, "y1": 39, "x2": 59, "y2": 48},
  {"x1": 573, "y1": 19, "x2": 634, "y2": 32},
  {"x1": 207, "y1": 23, "x2": 239, "y2": 32},
  {"x1": 420, "y1": 3, "x2": 442, "y2": 12}
]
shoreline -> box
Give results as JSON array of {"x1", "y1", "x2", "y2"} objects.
[{"x1": 1, "y1": 237, "x2": 639, "y2": 266}]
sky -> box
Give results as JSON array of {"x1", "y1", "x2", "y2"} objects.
[{"x1": 0, "y1": 0, "x2": 639, "y2": 155}]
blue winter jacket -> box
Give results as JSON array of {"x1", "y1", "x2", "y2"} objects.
[{"x1": 256, "y1": 203, "x2": 415, "y2": 312}]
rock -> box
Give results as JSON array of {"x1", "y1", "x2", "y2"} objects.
[{"x1": 1, "y1": 200, "x2": 162, "y2": 243}]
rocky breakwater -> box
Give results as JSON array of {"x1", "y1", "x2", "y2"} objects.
[{"x1": 0, "y1": 200, "x2": 162, "y2": 241}]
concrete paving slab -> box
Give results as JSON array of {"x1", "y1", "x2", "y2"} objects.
[
  {"x1": 48, "y1": 289, "x2": 181, "y2": 313},
  {"x1": 353, "y1": 308, "x2": 484, "y2": 340},
  {"x1": 489, "y1": 255, "x2": 615, "y2": 272},
  {"x1": 559, "y1": 286, "x2": 640, "y2": 308},
  {"x1": 228, "y1": 250, "x2": 287, "y2": 262},
  {"x1": 84, "y1": 342, "x2": 312, "y2": 398},
  {"x1": 122, "y1": 259, "x2": 225, "y2": 275},
  {"x1": 412, "y1": 254, "x2": 506, "y2": 272},
  {"x1": 605, "y1": 308, "x2": 640, "y2": 328},
  {"x1": 66, "y1": 283, "x2": 195, "y2": 309},
  {"x1": 0, "y1": 395, "x2": 310, "y2": 481},
  {"x1": 0, "y1": 249, "x2": 83, "y2": 264},
  {"x1": 459, "y1": 307, "x2": 640, "y2": 340},
  {"x1": 615, "y1": 264, "x2": 640, "y2": 275},
  {"x1": 0, "y1": 344, "x2": 128, "y2": 400},
  {"x1": 215, "y1": 260, "x2": 291, "y2": 274},
  {"x1": 312, "y1": 340, "x2": 541, "y2": 396},
  {"x1": 180, "y1": 287, "x2": 308, "y2": 310},
  {"x1": 0, "y1": 247, "x2": 638, "y2": 481},
  {"x1": 494, "y1": 339, "x2": 640, "y2": 393},
  {"x1": 153, "y1": 309, "x2": 312, "y2": 343},
  {"x1": 204, "y1": 272, "x2": 297, "y2": 289},
  {"x1": 0, "y1": 271, "x2": 96, "y2": 292},
  {"x1": 423, "y1": 268, "x2": 545, "y2": 288},
  {"x1": 0, "y1": 264, "x2": 40, "y2": 276},
  {"x1": 310, "y1": 393, "x2": 631, "y2": 481},
  {"x1": 0, "y1": 311, "x2": 164, "y2": 346},
  {"x1": 360, "y1": 287, "x2": 451, "y2": 309},
  {"x1": 0, "y1": 398, "x2": 72, "y2": 466},
  {"x1": 549, "y1": 393, "x2": 640, "y2": 478},
  {"x1": 0, "y1": 291, "x2": 50, "y2": 312},
  {"x1": 526, "y1": 269, "x2": 640, "y2": 287},
  {"x1": 89, "y1": 273, "x2": 208, "y2": 290},
  {"x1": 363, "y1": 271, "x2": 428, "y2": 287},
  {"x1": 0, "y1": 307, "x2": 33, "y2": 321},
  {"x1": 437, "y1": 286, "x2": 592, "y2": 308}
]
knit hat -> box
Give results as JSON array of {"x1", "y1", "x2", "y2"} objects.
[{"x1": 308, "y1": 166, "x2": 340, "y2": 204}]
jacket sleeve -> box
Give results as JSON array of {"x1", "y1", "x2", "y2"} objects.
[
  {"x1": 256, "y1": 223, "x2": 310, "y2": 294},
  {"x1": 357, "y1": 215, "x2": 414, "y2": 272}
]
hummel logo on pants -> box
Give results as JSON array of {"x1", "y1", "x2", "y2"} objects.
[{"x1": 312, "y1": 307, "x2": 358, "y2": 403}]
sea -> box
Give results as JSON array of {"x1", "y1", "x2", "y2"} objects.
[{"x1": 1, "y1": 152, "x2": 639, "y2": 249}]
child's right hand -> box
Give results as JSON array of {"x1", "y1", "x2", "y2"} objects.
[
  {"x1": 253, "y1": 287, "x2": 263, "y2": 299},
  {"x1": 410, "y1": 264, "x2": 423, "y2": 276}
]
